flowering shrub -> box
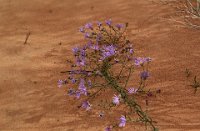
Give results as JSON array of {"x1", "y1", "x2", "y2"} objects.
[{"x1": 59, "y1": 19, "x2": 159, "y2": 131}]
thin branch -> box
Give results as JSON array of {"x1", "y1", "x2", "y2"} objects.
[{"x1": 24, "y1": 32, "x2": 31, "y2": 45}]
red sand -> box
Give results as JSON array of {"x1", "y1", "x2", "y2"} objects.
[{"x1": 0, "y1": 0, "x2": 200, "y2": 130}]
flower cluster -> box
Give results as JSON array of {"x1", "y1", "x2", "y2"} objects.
[
  {"x1": 58, "y1": 19, "x2": 158, "y2": 131},
  {"x1": 134, "y1": 57, "x2": 151, "y2": 66},
  {"x1": 101, "y1": 45, "x2": 116, "y2": 60}
]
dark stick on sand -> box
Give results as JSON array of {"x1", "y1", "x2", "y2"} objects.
[{"x1": 24, "y1": 32, "x2": 31, "y2": 45}]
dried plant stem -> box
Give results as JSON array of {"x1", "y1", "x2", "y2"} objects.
[{"x1": 24, "y1": 32, "x2": 31, "y2": 45}]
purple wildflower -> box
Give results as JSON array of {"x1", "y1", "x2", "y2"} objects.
[
  {"x1": 101, "y1": 45, "x2": 116, "y2": 60},
  {"x1": 80, "y1": 87, "x2": 87, "y2": 95},
  {"x1": 82, "y1": 101, "x2": 91, "y2": 110},
  {"x1": 75, "y1": 91, "x2": 81, "y2": 99},
  {"x1": 112, "y1": 94, "x2": 120, "y2": 105},
  {"x1": 134, "y1": 57, "x2": 152, "y2": 66},
  {"x1": 91, "y1": 44, "x2": 99, "y2": 50},
  {"x1": 88, "y1": 80, "x2": 92, "y2": 88},
  {"x1": 76, "y1": 57, "x2": 86, "y2": 66},
  {"x1": 58, "y1": 80, "x2": 63, "y2": 88},
  {"x1": 115, "y1": 24, "x2": 124, "y2": 29},
  {"x1": 82, "y1": 44, "x2": 88, "y2": 50},
  {"x1": 75, "y1": 49, "x2": 86, "y2": 66},
  {"x1": 119, "y1": 115, "x2": 126, "y2": 127},
  {"x1": 87, "y1": 72, "x2": 92, "y2": 76},
  {"x1": 76, "y1": 57, "x2": 81, "y2": 65},
  {"x1": 80, "y1": 49, "x2": 86, "y2": 57},
  {"x1": 129, "y1": 48, "x2": 134, "y2": 54},
  {"x1": 71, "y1": 78, "x2": 77, "y2": 84},
  {"x1": 87, "y1": 41, "x2": 93, "y2": 48},
  {"x1": 140, "y1": 71, "x2": 150, "y2": 80},
  {"x1": 84, "y1": 32, "x2": 90, "y2": 38},
  {"x1": 105, "y1": 126, "x2": 112, "y2": 131},
  {"x1": 85, "y1": 23, "x2": 93, "y2": 30},
  {"x1": 134, "y1": 57, "x2": 144, "y2": 66},
  {"x1": 79, "y1": 59, "x2": 86, "y2": 66},
  {"x1": 79, "y1": 79, "x2": 87, "y2": 95},
  {"x1": 72, "y1": 47, "x2": 79, "y2": 55},
  {"x1": 128, "y1": 87, "x2": 138, "y2": 94},
  {"x1": 79, "y1": 79, "x2": 85, "y2": 86},
  {"x1": 79, "y1": 27, "x2": 85, "y2": 33},
  {"x1": 105, "y1": 19, "x2": 112, "y2": 26},
  {"x1": 145, "y1": 57, "x2": 152, "y2": 62}
]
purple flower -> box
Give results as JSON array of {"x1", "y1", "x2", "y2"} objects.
[
  {"x1": 128, "y1": 87, "x2": 138, "y2": 94},
  {"x1": 75, "y1": 49, "x2": 86, "y2": 66},
  {"x1": 101, "y1": 45, "x2": 116, "y2": 60},
  {"x1": 82, "y1": 44, "x2": 88, "y2": 50},
  {"x1": 76, "y1": 57, "x2": 86, "y2": 66},
  {"x1": 105, "y1": 126, "x2": 112, "y2": 131},
  {"x1": 105, "y1": 19, "x2": 112, "y2": 26},
  {"x1": 79, "y1": 79, "x2": 85, "y2": 86},
  {"x1": 79, "y1": 27, "x2": 85, "y2": 33},
  {"x1": 79, "y1": 59, "x2": 86, "y2": 66},
  {"x1": 97, "y1": 21, "x2": 102, "y2": 27},
  {"x1": 87, "y1": 72, "x2": 92, "y2": 76},
  {"x1": 129, "y1": 48, "x2": 134, "y2": 54},
  {"x1": 115, "y1": 24, "x2": 124, "y2": 29},
  {"x1": 84, "y1": 32, "x2": 90, "y2": 38},
  {"x1": 140, "y1": 71, "x2": 149, "y2": 80},
  {"x1": 119, "y1": 115, "x2": 126, "y2": 127},
  {"x1": 85, "y1": 23, "x2": 93, "y2": 30},
  {"x1": 145, "y1": 57, "x2": 152, "y2": 62},
  {"x1": 80, "y1": 49, "x2": 86, "y2": 57},
  {"x1": 71, "y1": 78, "x2": 77, "y2": 84},
  {"x1": 78, "y1": 79, "x2": 87, "y2": 95},
  {"x1": 72, "y1": 47, "x2": 79, "y2": 55},
  {"x1": 112, "y1": 94, "x2": 120, "y2": 105},
  {"x1": 134, "y1": 57, "x2": 144, "y2": 66},
  {"x1": 88, "y1": 80, "x2": 92, "y2": 88},
  {"x1": 58, "y1": 80, "x2": 63, "y2": 88},
  {"x1": 82, "y1": 101, "x2": 91, "y2": 110},
  {"x1": 80, "y1": 88, "x2": 87, "y2": 95},
  {"x1": 91, "y1": 44, "x2": 99, "y2": 50},
  {"x1": 134, "y1": 57, "x2": 152, "y2": 66},
  {"x1": 87, "y1": 41, "x2": 93, "y2": 48},
  {"x1": 75, "y1": 91, "x2": 81, "y2": 99}
]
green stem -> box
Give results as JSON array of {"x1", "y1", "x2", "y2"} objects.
[
  {"x1": 124, "y1": 67, "x2": 133, "y2": 88},
  {"x1": 100, "y1": 60, "x2": 156, "y2": 131}
]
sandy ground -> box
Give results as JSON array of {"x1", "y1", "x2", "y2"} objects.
[{"x1": 0, "y1": 0, "x2": 200, "y2": 131}]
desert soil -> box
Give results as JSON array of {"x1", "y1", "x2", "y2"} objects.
[{"x1": 0, "y1": 0, "x2": 200, "y2": 131}]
